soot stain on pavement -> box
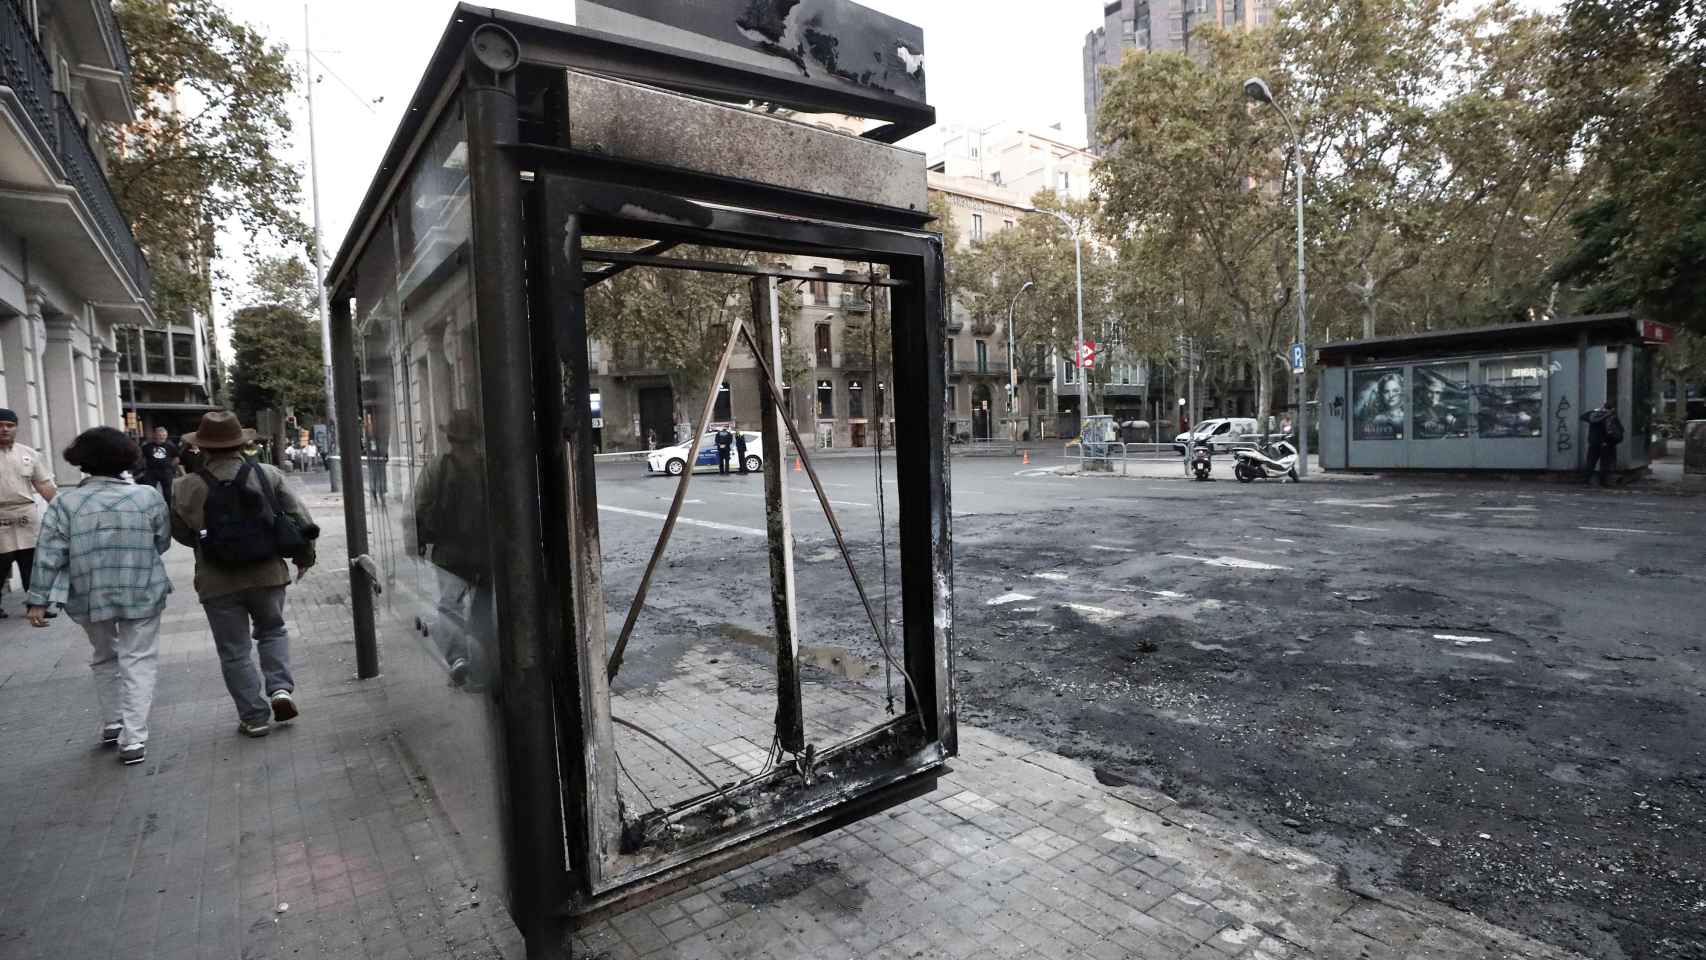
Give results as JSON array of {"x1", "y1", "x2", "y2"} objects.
[
  {"x1": 948, "y1": 498, "x2": 1706, "y2": 960},
  {"x1": 720, "y1": 857, "x2": 866, "y2": 914}
]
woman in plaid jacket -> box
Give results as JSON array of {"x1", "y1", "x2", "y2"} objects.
[{"x1": 25, "y1": 427, "x2": 172, "y2": 766}]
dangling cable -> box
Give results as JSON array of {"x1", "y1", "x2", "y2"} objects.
[{"x1": 870, "y1": 266, "x2": 894, "y2": 715}]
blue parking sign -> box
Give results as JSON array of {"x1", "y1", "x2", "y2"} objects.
[{"x1": 1290, "y1": 342, "x2": 1306, "y2": 374}]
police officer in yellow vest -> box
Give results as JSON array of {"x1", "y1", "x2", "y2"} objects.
[{"x1": 0, "y1": 408, "x2": 59, "y2": 617}]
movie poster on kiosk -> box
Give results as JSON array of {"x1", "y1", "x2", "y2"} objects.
[
  {"x1": 1413, "y1": 363, "x2": 1471, "y2": 439},
  {"x1": 1476, "y1": 356, "x2": 1546, "y2": 439},
  {"x1": 1353, "y1": 367, "x2": 1407, "y2": 440}
]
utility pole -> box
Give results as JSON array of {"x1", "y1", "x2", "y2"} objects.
[{"x1": 305, "y1": 4, "x2": 339, "y2": 491}]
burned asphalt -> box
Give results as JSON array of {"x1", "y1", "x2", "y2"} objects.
[{"x1": 592, "y1": 454, "x2": 1706, "y2": 959}]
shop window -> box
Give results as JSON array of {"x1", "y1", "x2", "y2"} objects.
[
  {"x1": 1352, "y1": 367, "x2": 1406, "y2": 440},
  {"x1": 816, "y1": 380, "x2": 834, "y2": 419},
  {"x1": 848, "y1": 379, "x2": 864, "y2": 418},
  {"x1": 1412, "y1": 362, "x2": 1471, "y2": 439},
  {"x1": 1476, "y1": 356, "x2": 1545, "y2": 439}
]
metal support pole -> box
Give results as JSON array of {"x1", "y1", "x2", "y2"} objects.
[
  {"x1": 754, "y1": 277, "x2": 805, "y2": 753},
  {"x1": 1289, "y1": 132, "x2": 1309, "y2": 478},
  {"x1": 304, "y1": 5, "x2": 338, "y2": 491},
  {"x1": 1006, "y1": 282, "x2": 1032, "y2": 444},
  {"x1": 1073, "y1": 227, "x2": 1086, "y2": 425},
  {"x1": 328, "y1": 294, "x2": 376, "y2": 679},
  {"x1": 463, "y1": 27, "x2": 570, "y2": 958}
]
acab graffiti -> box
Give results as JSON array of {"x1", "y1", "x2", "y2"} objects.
[{"x1": 1554, "y1": 395, "x2": 1573, "y2": 453}]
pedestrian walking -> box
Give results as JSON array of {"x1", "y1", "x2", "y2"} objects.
[
  {"x1": 1581, "y1": 398, "x2": 1624, "y2": 487},
  {"x1": 170, "y1": 411, "x2": 319, "y2": 738},
  {"x1": 138, "y1": 425, "x2": 180, "y2": 506},
  {"x1": 0, "y1": 408, "x2": 58, "y2": 618},
  {"x1": 25, "y1": 427, "x2": 171, "y2": 765},
  {"x1": 734, "y1": 427, "x2": 749, "y2": 474},
  {"x1": 715, "y1": 425, "x2": 733, "y2": 475}
]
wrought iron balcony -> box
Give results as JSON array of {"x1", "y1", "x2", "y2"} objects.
[
  {"x1": 950, "y1": 359, "x2": 1010, "y2": 376},
  {"x1": 1, "y1": 0, "x2": 152, "y2": 300}
]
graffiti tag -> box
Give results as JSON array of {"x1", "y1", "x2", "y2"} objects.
[{"x1": 1554, "y1": 396, "x2": 1573, "y2": 453}]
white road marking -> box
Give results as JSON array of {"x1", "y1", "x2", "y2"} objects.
[
  {"x1": 1148, "y1": 590, "x2": 1190, "y2": 599},
  {"x1": 1329, "y1": 524, "x2": 1389, "y2": 533},
  {"x1": 1476, "y1": 506, "x2": 1538, "y2": 513},
  {"x1": 1032, "y1": 572, "x2": 1070, "y2": 582},
  {"x1": 1435, "y1": 634, "x2": 1494, "y2": 645},
  {"x1": 986, "y1": 593, "x2": 1035, "y2": 606},
  {"x1": 1090, "y1": 544, "x2": 1137, "y2": 553},
  {"x1": 597, "y1": 505, "x2": 766, "y2": 538},
  {"x1": 1447, "y1": 650, "x2": 1515, "y2": 665},
  {"x1": 657, "y1": 498, "x2": 705, "y2": 505},
  {"x1": 1580, "y1": 526, "x2": 1669, "y2": 535},
  {"x1": 1062, "y1": 602, "x2": 1123, "y2": 623},
  {"x1": 1164, "y1": 554, "x2": 1288, "y2": 571},
  {"x1": 723, "y1": 491, "x2": 871, "y2": 508},
  {"x1": 1272, "y1": 538, "x2": 1297, "y2": 543},
  {"x1": 1317, "y1": 499, "x2": 1396, "y2": 509}
]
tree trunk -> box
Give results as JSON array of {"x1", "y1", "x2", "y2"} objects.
[
  {"x1": 1254, "y1": 355, "x2": 1274, "y2": 446},
  {"x1": 1361, "y1": 263, "x2": 1378, "y2": 339}
]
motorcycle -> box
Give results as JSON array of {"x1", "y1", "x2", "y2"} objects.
[
  {"x1": 1187, "y1": 440, "x2": 1214, "y2": 481},
  {"x1": 1232, "y1": 440, "x2": 1298, "y2": 483}
]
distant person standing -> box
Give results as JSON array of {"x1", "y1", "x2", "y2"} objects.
[
  {"x1": 714, "y1": 425, "x2": 733, "y2": 475},
  {"x1": 138, "y1": 426, "x2": 179, "y2": 506},
  {"x1": 25, "y1": 427, "x2": 171, "y2": 766},
  {"x1": 1581, "y1": 398, "x2": 1624, "y2": 486},
  {"x1": 0, "y1": 408, "x2": 58, "y2": 618},
  {"x1": 734, "y1": 426, "x2": 749, "y2": 475},
  {"x1": 170, "y1": 412, "x2": 318, "y2": 738}
]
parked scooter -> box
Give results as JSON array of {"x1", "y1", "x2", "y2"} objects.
[
  {"x1": 1232, "y1": 440, "x2": 1298, "y2": 483},
  {"x1": 1187, "y1": 439, "x2": 1214, "y2": 481}
]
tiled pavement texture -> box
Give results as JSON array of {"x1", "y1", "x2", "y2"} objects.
[{"x1": 0, "y1": 480, "x2": 1578, "y2": 960}]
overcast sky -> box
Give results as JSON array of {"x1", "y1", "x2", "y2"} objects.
[{"x1": 213, "y1": 0, "x2": 1094, "y2": 335}]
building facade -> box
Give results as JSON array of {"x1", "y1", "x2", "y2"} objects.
[
  {"x1": 115, "y1": 310, "x2": 220, "y2": 436},
  {"x1": 1083, "y1": 0, "x2": 1272, "y2": 152},
  {"x1": 1, "y1": 0, "x2": 153, "y2": 480}
]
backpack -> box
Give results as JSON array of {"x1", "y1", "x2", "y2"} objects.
[
  {"x1": 197, "y1": 461, "x2": 307, "y2": 566},
  {"x1": 1604, "y1": 414, "x2": 1624, "y2": 445}
]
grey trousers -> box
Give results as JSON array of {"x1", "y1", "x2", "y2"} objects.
[
  {"x1": 204, "y1": 586, "x2": 294, "y2": 725},
  {"x1": 75, "y1": 612, "x2": 162, "y2": 748}
]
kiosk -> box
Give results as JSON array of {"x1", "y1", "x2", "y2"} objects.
[{"x1": 1317, "y1": 314, "x2": 1670, "y2": 475}]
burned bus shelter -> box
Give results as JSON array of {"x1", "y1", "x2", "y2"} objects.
[{"x1": 323, "y1": 4, "x2": 954, "y2": 955}]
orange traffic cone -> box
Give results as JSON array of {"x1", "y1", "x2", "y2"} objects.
[
  {"x1": 1022, "y1": 449, "x2": 1030, "y2": 465},
  {"x1": 793, "y1": 456, "x2": 803, "y2": 473}
]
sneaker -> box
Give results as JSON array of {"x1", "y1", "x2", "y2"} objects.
[
  {"x1": 238, "y1": 720, "x2": 271, "y2": 738},
  {"x1": 269, "y1": 690, "x2": 299, "y2": 724},
  {"x1": 447, "y1": 658, "x2": 469, "y2": 688},
  {"x1": 100, "y1": 724, "x2": 123, "y2": 747},
  {"x1": 118, "y1": 744, "x2": 145, "y2": 766}
]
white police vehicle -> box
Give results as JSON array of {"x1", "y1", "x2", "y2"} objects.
[{"x1": 647, "y1": 431, "x2": 764, "y2": 476}]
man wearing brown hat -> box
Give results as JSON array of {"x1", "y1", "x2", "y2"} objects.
[
  {"x1": 0, "y1": 408, "x2": 58, "y2": 617},
  {"x1": 171, "y1": 411, "x2": 318, "y2": 737}
]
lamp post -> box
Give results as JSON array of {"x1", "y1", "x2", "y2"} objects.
[
  {"x1": 1042, "y1": 209, "x2": 1088, "y2": 432},
  {"x1": 1244, "y1": 76, "x2": 1309, "y2": 478},
  {"x1": 1007, "y1": 280, "x2": 1035, "y2": 442}
]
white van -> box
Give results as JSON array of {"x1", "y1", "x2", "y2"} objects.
[{"x1": 1171, "y1": 418, "x2": 1261, "y2": 454}]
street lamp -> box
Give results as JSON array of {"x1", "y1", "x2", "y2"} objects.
[
  {"x1": 1244, "y1": 76, "x2": 1309, "y2": 478},
  {"x1": 1007, "y1": 280, "x2": 1035, "y2": 442},
  {"x1": 1041, "y1": 209, "x2": 1088, "y2": 432}
]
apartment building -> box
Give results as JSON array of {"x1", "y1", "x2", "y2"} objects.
[
  {"x1": 1, "y1": 0, "x2": 153, "y2": 480},
  {"x1": 1083, "y1": 0, "x2": 1272, "y2": 152}
]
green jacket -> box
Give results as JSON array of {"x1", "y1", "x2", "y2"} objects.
[{"x1": 170, "y1": 452, "x2": 316, "y2": 601}]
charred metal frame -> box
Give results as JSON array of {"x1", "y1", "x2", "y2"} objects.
[{"x1": 326, "y1": 6, "x2": 952, "y2": 956}]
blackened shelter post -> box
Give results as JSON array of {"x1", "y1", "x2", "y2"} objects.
[
  {"x1": 752, "y1": 277, "x2": 806, "y2": 754},
  {"x1": 330, "y1": 290, "x2": 377, "y2": 680},
  {"x1": 462, "y1": 25, "x2": 571, "y2": 959}
]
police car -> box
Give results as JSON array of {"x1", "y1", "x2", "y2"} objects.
[{"x1": 646, "y1": 432, "x2": 764, "y2": 476}]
